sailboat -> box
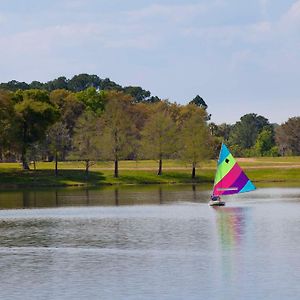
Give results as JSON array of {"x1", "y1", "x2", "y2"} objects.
[{"x1": 209, "y1": 143, "x2": 256, "y2": 206}]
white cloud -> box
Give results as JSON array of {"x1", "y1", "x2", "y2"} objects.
[{"x1": 280, "y1": 0, "x2": 300, "y2": 28}]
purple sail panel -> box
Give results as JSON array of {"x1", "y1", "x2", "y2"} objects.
[{"x1": 221, "y1": 171, "x2": 248, "y2": 195}]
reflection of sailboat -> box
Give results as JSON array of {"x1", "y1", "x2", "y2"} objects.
[
  {"x1": 215, "y1": 207, "x2": 250, "y2": 247},
  {"x1": 209, "y1": 144, "x2": 256, "y2": 206}
]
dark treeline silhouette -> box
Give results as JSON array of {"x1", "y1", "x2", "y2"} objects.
[{"x1": 0, "y1": 73, "x2": 161, "y2": 104}]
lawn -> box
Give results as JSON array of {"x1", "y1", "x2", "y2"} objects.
[{"x1": 0, "y1": 157, "x2": 299, "y2": 188}]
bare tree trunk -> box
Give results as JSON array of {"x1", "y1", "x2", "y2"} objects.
[
  {"x1": 192, "y1": 162, "x2": 196, "y2": 179},
  {"x1": 85, "y1": 159, "x2": 89, "y2": 180},
  {"x1": 55, "y1": 150, "x2": 58, "y2": 176},
  {"x1": 21, "y1": 147, "x2": 30, "y2": 170},
  {"x1": 157, "y1": 157, "x2": 162, "y2": 176},
  {"x1": 114, "y1": 159, "x2": 119, "y2": 178},
  {"x1": 21, "y1": 123, "x2": 30, "y2": 170}
]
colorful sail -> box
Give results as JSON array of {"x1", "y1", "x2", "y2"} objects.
[{"x1": 213, "y1": 144, "x2": 256, "y2": 196}]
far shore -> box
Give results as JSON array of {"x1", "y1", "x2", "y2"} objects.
[{"x1": 0, "y1": 157, "x2": 300, "y2": 189}]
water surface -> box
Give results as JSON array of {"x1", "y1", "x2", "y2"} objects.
[{"x1": 0, "y1": 186, "x2": 299, "y2": 299}]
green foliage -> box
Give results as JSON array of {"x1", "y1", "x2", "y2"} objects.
[
  {"x1": 14, "y1": 91, "x2": 59, "y2": 169},
  {"x1": 254, "y1": 129, "x2": 276, "y2": 156},
  {"x1": 123, "y1": 86, "x2": 151, "y2": 103},
  {"x1": 72, "y1": 111, "x2": 100, "y2": 161},
  {"x1": 229, "y1": 113, "x2": 271, "y2": 149},
  {"x1": 140, "y1": 109, "x2": 177, "y2": 174},
  {"x1": 0, "y1": 90, "x2": 16, "y2": 159},
  {"x1": 76, "y1": 87, "x2": 107, "y2": 114},
  {"x1": 141, "y1": 110, "x2": 177, "y2": 159},
  {"x1": 68, "y1": 74, "x2": 101, "y2": 92},
  {"x1": 179, "y1": 107, "x2": 211, "y2": 177},
  {"x1": 45, "y1": 76, "x2": 68, "y2": 90}
]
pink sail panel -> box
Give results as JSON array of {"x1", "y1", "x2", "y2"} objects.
[{"x1": 213, "y1": 163, "x2": 242, "y2": 196}]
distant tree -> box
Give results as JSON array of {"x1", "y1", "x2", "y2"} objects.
[
  {"x1": 0, "y1": 90, "x2": 15, "y2": 160},
  {"x1": 47, "y1": 122, "x2": 71, "y2": 176},
  {"x1": 210, "y1": 123, "x2": 232, "y2": 142},
  {"x1": 14, "y1": 90, "x2": 59, "y2": 169},
  {"x1": 179, "y1": 107, "x2": 211, "y2": 178},
  {"x1": 45, "y1": 76, "x2": 68, "y2": 91},
  {"x1": 147, "y1": 96, "x2": 161, "y2": 103},
  {"x1": 229, "y1": 113, "x2": 271, "y2": 152},
  {"x1": 140, "y1": 109, "x2": 177, "y2": 175},
  {"x1": 189, "y1": 95, "x2": 208, "y2": 110},
  {"x1": 123, "y1": 86, "x2": 151, "y2": 103},
  {"x1": 72, "y1": 111, "x2": 100, "y2": 179},
  {"x1": 68, "y1": 74, "x2": 101, "y2": 92},
  {"x1": 50, "y1": 90, "x2": 85, "y2": 136},
  {"x1": 254, "y1": 128, "x2": 276, "y2": 156},
  {"x1": 29, "y1": 81, "x2": 45, "y2": 90},
  {"x1": 275, "y1": 117, "x2": 300, "y2": 155},
  {"x1": 76, "y1": 87, "x2": 107, "y2": 114},
  {"x1": 0, "y1": 80, "x2": 29, "y2": 91},
  {"x1": 99, "y1": 78, "x2": 122, "y2": 91},
  {"x1": 100, "y1": 91, "x2": 136, "y2": 177}
]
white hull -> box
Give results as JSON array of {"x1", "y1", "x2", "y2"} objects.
[{"x1": 208, "y1": 200, "x2": 225, "y2": 206}]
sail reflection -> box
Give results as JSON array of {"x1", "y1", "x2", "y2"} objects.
[
  {"x1": 214, "y1": 206, "x2": 253, "y2": 285},
  {"x1": 214, "y1": 207, "x2": 252, "y2": 249}
]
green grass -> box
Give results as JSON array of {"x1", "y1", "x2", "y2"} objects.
[{"x1": 0, "y1": 157, "x2": 299, "y2": 189}]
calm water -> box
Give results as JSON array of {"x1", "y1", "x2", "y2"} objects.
[{"x1": 0, "y1": 185, "x2": 300, "y2": 300}]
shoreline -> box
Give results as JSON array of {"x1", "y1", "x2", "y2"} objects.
[{"x1": 1, "y1": 168, "x2": 300, "y2": 190}]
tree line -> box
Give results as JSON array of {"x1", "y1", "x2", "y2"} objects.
[
  {"x1": 210, "y1": 113, "x2": 300, "y2": 157},
  {"x1": 0, "y1": 87, "x2": 211, "y2": 178},
  {"x1": 0, "y1": 73, "x2": 299, "y2": 179}
]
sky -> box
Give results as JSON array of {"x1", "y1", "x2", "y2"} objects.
[{"x1": 0, "y1": 0, "x2": 299, "y2": 124}]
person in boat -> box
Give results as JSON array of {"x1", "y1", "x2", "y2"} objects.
[{"x1": 210, "y1": 195, "x2": 221, "y2": 201}]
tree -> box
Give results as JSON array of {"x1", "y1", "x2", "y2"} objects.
[
  {"x1": 99, "y1": 78, "x2": 122, "y2": 91},
  {"x1": 122, "y1": 86, "x2": 151, "y2": 103},
  {"x1": 29, "y1": 81, "x2": 45, "y2": 89},
  {"x1": 141, "y1": 109, "x2": 177, "y2": 175},
  {"x1": 229, "y1": 113, "x2": 271, "y2": 152},
  {"x1": 189, "y1": 95, "x2": 208, "y2": 110},
  {"x1": 68, "y1": 74, "x2": 101, "y2": 92},
  {"x1": 50, "y1": 89, "x2": 85, "y2": 137},
  {"x1": 254, "y1": 128, "x2": 276, "y2": 156},
  {"x1": 275, "y1": 117, "x2": 300, "y2": 155},
  {"x1": 45, "y1": 76, "x2": 68, "y2": 91},
  {"x1": 0, "y1": 80, "x2": 29, "y2": 91},
  {"x1": 76, "y1": 87, "x2": 107, "y2": 114},
  {"x1": 72, "y1": 111, "x2": 100, "y2": 179},
  {"x1": 100, "y1": 91, "x2": 136, "y2": 177},
  {"x1": 179, "y1": 107, "x2": 211, "y2": 178},
  {"x1": 14, "y1": 90, "x2": 59, "y2": 169},
  {"x1": 0, "y1": 90, "x2": 15, "y2": 160},
  {"x1": 47, "y1": 122, "x2": 71, "y2": 176}
]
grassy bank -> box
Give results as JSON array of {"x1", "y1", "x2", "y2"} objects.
[{"x1": 0, "y1": 157, "x2": 300, "y2": 188}]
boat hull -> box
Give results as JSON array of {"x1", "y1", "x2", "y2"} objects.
[{"x1": 208, "y1": 200, "x2": 225, "y2": 206}]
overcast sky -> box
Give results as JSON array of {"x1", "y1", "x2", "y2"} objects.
[{"x1": 0, "y1": 0, "x2": 299, "y2": 124}]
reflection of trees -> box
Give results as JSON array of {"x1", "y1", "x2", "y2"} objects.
[{"x1": 114, "y1": 188, "x2": 119, "y2": 206}]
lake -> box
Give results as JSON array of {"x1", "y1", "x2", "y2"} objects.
[{"x1": 0, "y1": 185, "x2": 299, "y2": 300}]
